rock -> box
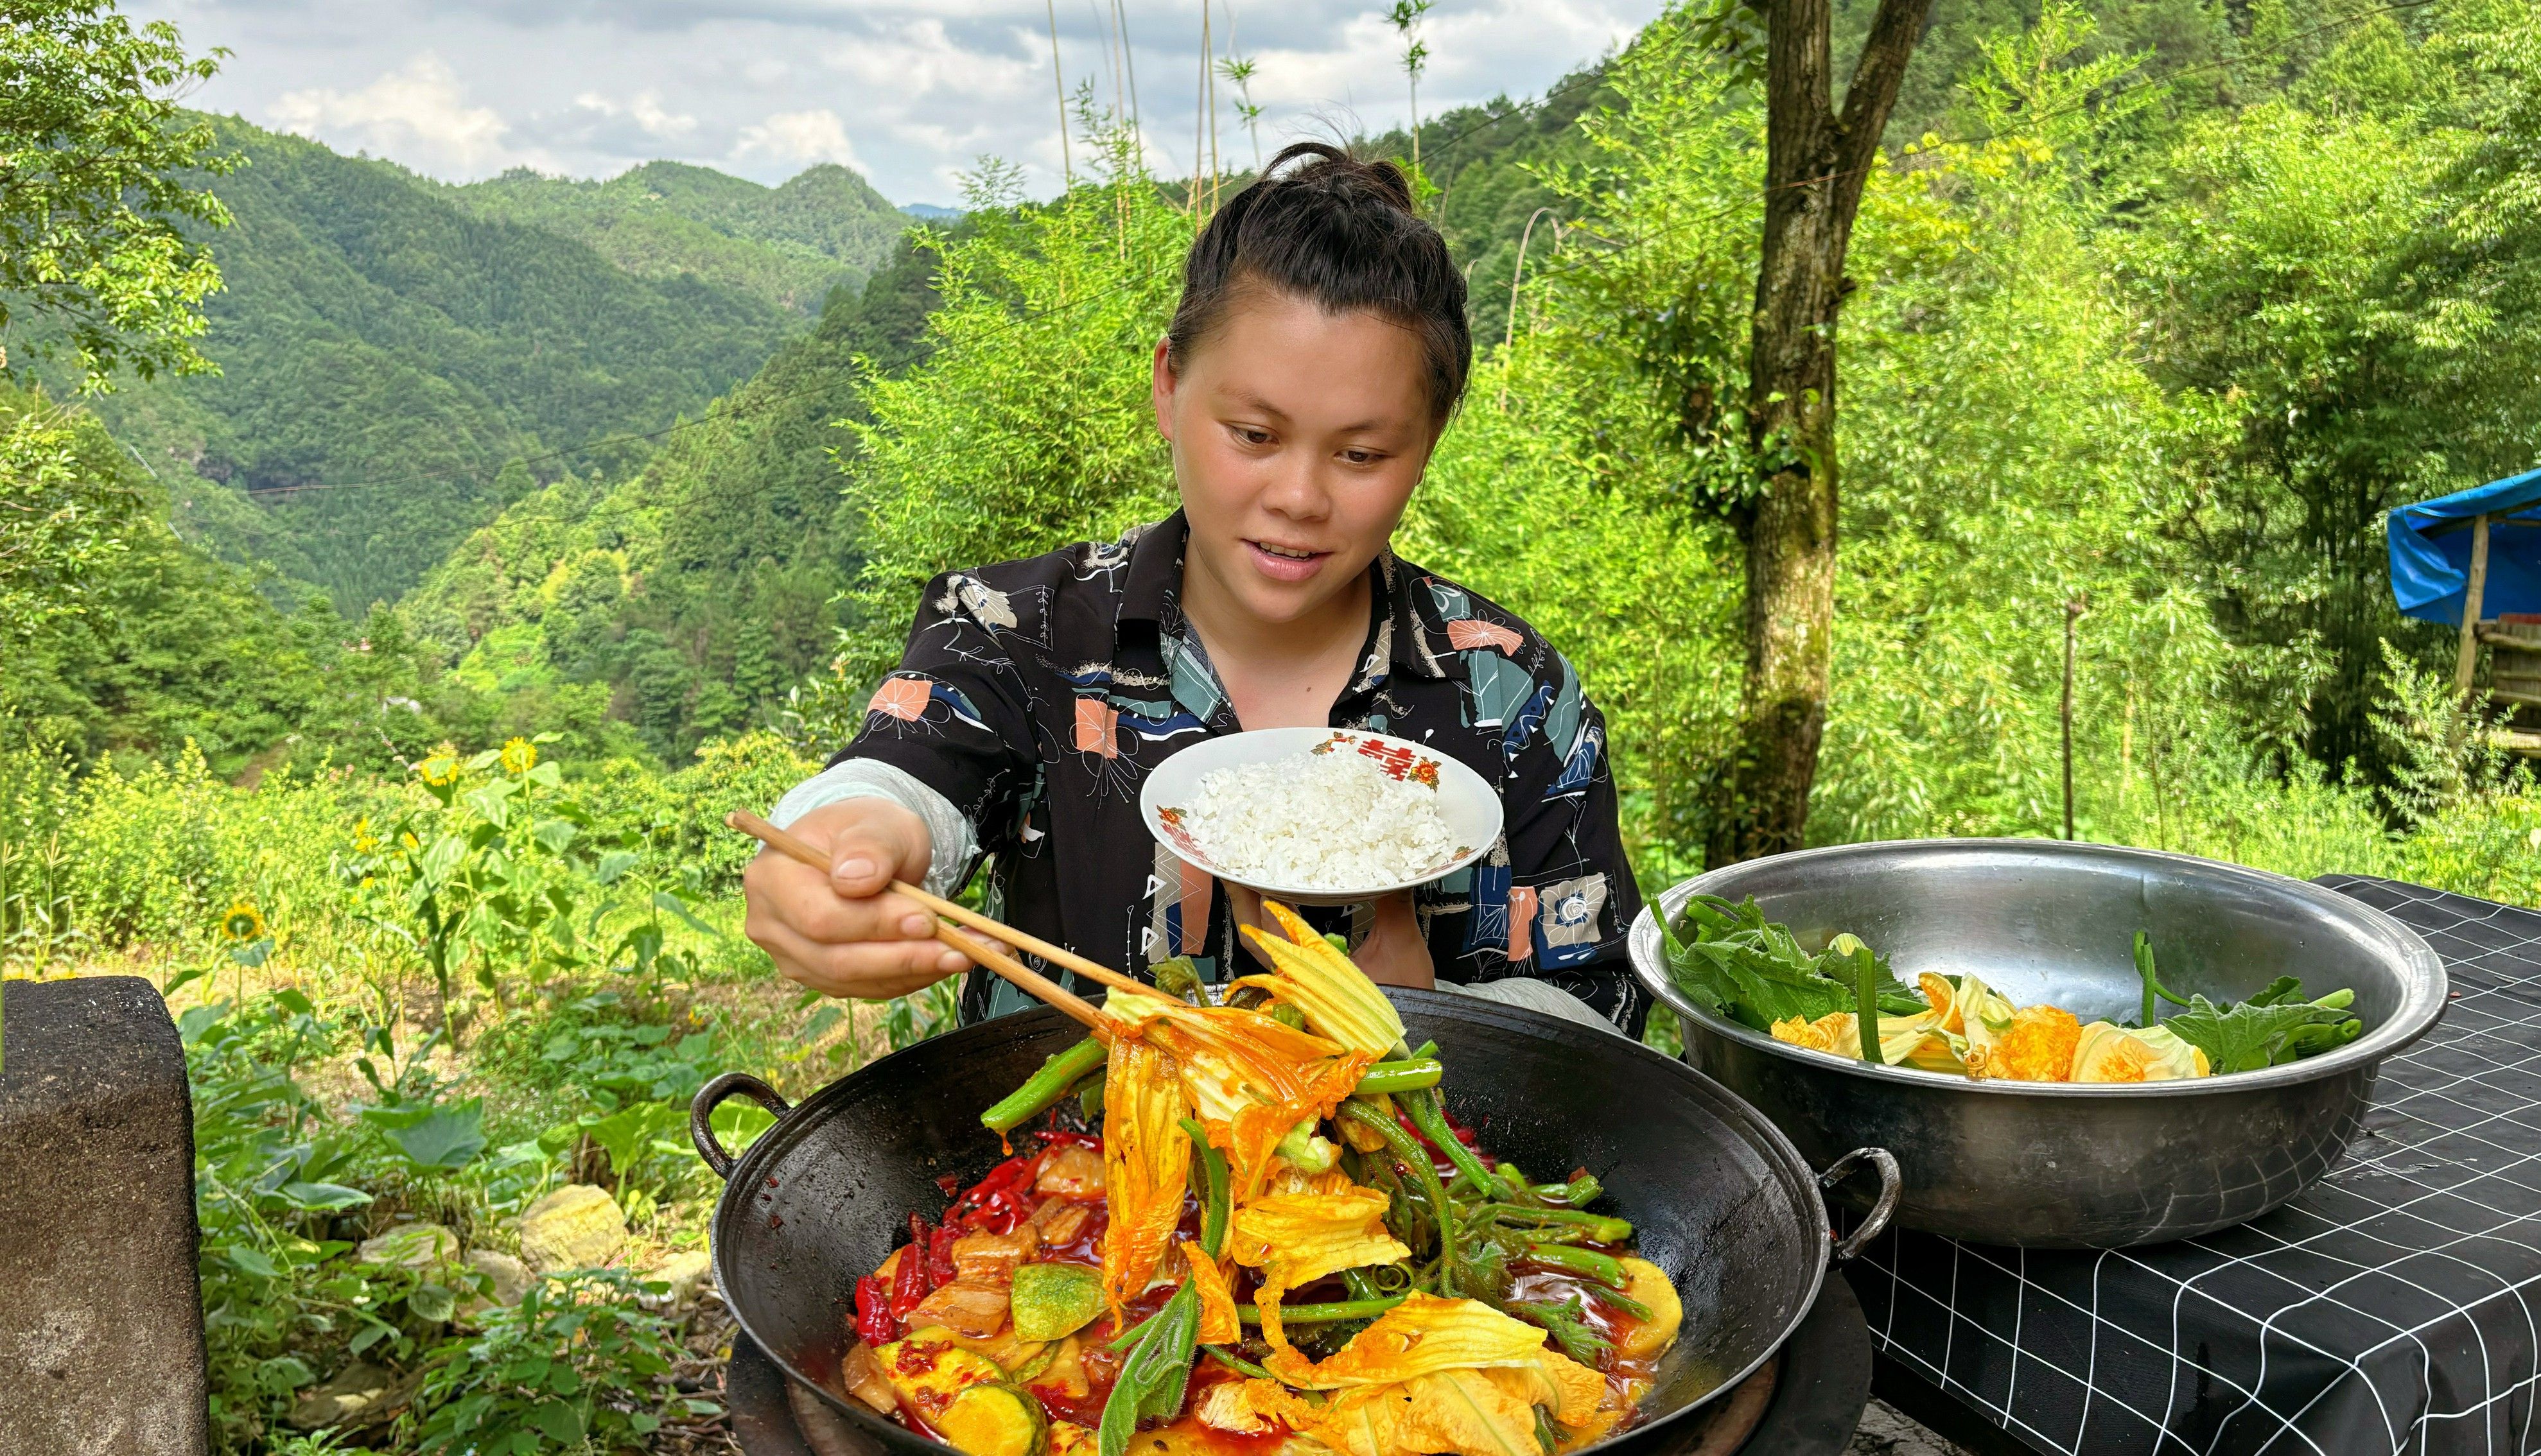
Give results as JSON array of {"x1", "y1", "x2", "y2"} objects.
[
  {"x1": 455, "y1": 1249, "x2": 536, "y2": 1322},
  {"x1": 643, "y1": 1249, "x2": 715, "y2": 1310},
  {"x1": 285, "y1": 1360, "x2": 423, "y2": 1433},
  {"x1": 515, "y1": 1184, "x2": 627, "y2": 1274},
  {"x1": 355, "y1": 1223, "x2": 457, "y2": 1270},
  {"x1": 0, "y1": 977, "x2": 208, "y2": 1455}
]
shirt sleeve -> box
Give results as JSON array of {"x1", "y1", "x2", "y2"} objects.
[
  {"x1": 829, "y1": 568, "x2": 1045, "y2": 884},
  {"x1": 767, "y1": 758, "x2": 981, "y2": 899},
  {"x1": 1458, "y1": 659, "x2": 1650, "y2": 1037}
]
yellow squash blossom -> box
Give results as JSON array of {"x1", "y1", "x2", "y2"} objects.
[
  {"x1": 1106, "y1": 985, "x2": 1371, "y2": 1200},
  {"x1": 1099, "y1": 1037, "x2": 1191, "y2": 1317},
  {"x1": 1180, "y1": 1239, "x2": 1242, "y2": 1345},
  {"x1": 1227, "y1": 1188, "x2": 1407, "y2": 1361},
  {"x1": 1232, "y1": 899, "x2": 1408, "y2": 1057}
]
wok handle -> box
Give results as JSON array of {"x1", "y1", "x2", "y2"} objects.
[
  {"x1": 1818, "y1": 1147, "x2": 1901, "y2": 1263},
  {"x1": 690, "y1": 1071, "x2": 794, "y2": 1181}
]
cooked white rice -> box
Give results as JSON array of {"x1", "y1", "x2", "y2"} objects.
[{"x1": 1185, "y1": 745, "x2": 1459, "y2": 888}]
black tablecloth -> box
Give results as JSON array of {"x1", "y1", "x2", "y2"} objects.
[{"x1": 1848, "y1": 877, "x2": 2541, "y2": 1456}]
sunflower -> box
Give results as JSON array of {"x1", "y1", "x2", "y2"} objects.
[
  {"x1": 500, "y1": 736, "x2": 537, "y2": 776},
  {"x1": 221, "y1": 901, "x2": 266, "y2": 942},
  {"x1": 417, "y1": 747, "x2": 461, "y2": 786}
]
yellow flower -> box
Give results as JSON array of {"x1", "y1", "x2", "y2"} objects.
[
  {"x1": 417, "y1": 747, "x2": 460, "y2": 786},
  {"x1": 352, "y1": 816, "x2": 380, "y2": 852},
  {"x1": 500, "y1": 736, "x2": 537, "y2": 776},
  {"x1": 401, "y1": 832, "x2": 420, "y2": 851},
  {"x1": 220, "y1": 901, "x2": 266, "y2": 942}
]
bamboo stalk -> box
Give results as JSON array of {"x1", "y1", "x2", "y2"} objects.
[{"x1": 724, "y1": 811, "x2": 1114, "y2": 1032}]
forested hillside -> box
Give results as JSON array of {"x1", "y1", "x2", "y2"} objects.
[
  {"x1": 447, "y1": 160, "x2": 909, "y2": 315},
  {"x1": 71, "y1": 117, "x2": 812, "y2": 609},
  {"x1": 396, "y1": 232, "x2": 945, "y2": 759}
]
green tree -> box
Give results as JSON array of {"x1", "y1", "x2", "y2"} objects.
[{"x1": 1, "y1": 0, "x2": 234, "y2": 390}]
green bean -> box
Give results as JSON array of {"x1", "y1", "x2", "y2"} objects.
[
  {"x1": 1237, "y1": 1296, "x2": 1405, "y2": 1324},
  {"x1": 1353, "y1": 1057, "x2": 1444, "y2": 1093},
  {"x1": 1522, "y1": 1242, "x2": 1628, "y2": 1288},
  {"x1": 1341, "y1": 1098, "x2": 1462, "y2": 1297},
  {"x1": 1480, "y1": 1204, "x2": 1632, "y2": 1244},
  {"x1": 982, "y1": 1037, "x2": 1106, "y2": 1133}
]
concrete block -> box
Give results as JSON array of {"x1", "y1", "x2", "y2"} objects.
[{"x1": 0, "y1": 976, "x2": 209, "y2": 1455}]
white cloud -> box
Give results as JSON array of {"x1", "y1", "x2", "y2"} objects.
[
  {"x1": 268, "y1": 53, "x2": 532, "y2": 178},
  {"x1": 572, "y1": 89, "x2": 698, "y2": 141},
  {"x1": 733, "y1": 108, "x2": 868, "y2": 172},
  {"x1": 129, "y1": 0, "x2": 1670, "y2": 201}
]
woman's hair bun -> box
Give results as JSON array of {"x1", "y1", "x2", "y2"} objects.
[{"x1": 1166, "y1": 142, "x2": 1470, "y2": 422}]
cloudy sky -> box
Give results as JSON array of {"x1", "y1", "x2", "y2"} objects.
[{"x1": 125, "y1": 0, "x2": 1668, "y2": 206}]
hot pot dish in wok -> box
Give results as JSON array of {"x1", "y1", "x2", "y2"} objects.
[{"x1": 834, "y1": 904, "x2": 1682, "y2": 1456}]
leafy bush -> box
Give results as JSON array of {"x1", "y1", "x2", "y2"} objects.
[{"x1": 408, "y1": 1272, "x2": 694, "y2": 1455}]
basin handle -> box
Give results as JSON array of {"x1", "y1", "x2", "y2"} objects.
[
  {"x1": 690, "y1": 1071, "x2": 794, "y2": 1181},
  {"x1": 1818, "y1": 1147, "x2": 1901, "y2": 1263}
]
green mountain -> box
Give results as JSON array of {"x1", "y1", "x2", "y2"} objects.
[
  {"x1": 73, "y1": 117, "x2": 810, "y2": 611},
  {"x1": 397, "y1": 232, "x2": 945, "y2": 759},
  {"x1": 446, "y1": 160, "x2": 909, "y2": 315}
]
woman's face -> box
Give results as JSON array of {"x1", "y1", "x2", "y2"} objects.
[{"x1": 1152, "y1": 285, "x2": 1438, "y2": 628}]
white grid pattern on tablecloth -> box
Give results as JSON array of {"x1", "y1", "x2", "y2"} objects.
[{"x1": 1846, "y1": 878, "x2": 2541, "y2": 1456}]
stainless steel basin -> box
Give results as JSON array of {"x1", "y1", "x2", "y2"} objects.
[{"x1": 1627, "y1": 839, "x2": 2449, "y2": 1247}]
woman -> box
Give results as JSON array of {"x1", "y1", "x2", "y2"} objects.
[{"x1": 744, "y1": 143, "x2": 1645, "y2": 1036}]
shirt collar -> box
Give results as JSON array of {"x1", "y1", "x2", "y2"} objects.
[{"x1": 1114, "y1": 511, "x2": 1460, "y2": 682}]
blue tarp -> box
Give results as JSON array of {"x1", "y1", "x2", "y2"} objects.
[{"x1": 2389, "y1": 467, "x2": 2541, "y2": 626}]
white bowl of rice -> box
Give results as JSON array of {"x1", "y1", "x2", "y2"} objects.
[{"x1": 1139, "y1": 727, "x2": 1503, "y2": 906}]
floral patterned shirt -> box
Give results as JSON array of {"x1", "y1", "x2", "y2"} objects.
[{"x1": 839, "y1": 511, "x2": 1648, "y2": 1034}]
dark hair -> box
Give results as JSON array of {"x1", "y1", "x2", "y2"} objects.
[{"x1": 1166, "y1": 142, "x2": 1471, "y2": 424}]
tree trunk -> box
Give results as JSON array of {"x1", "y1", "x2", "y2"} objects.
[{"x1": 1706, "y1": 0, "x2": 1933, "y2": 867}]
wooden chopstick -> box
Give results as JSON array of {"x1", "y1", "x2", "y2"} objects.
[
  {"x1": 725, "y1": 810, "x2": 1115, "y2": 1033},
  {"x1": 885, "y1": 880, "x2": 1151, "y2": 998}
]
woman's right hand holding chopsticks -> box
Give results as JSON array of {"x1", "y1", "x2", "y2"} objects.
[{"x1": 740, "y1": 798, "x2": 974, "y2": 999}]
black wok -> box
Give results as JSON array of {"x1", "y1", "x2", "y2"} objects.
[{"x1": 689, "y1": 988, "x2": 1898, "y2": 1456}]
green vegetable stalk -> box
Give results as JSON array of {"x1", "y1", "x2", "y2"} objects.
[
  {"x1": 1479, "y1": 1204, "x2": 1632, "y2": 1244},
  {"x1": 1399, "y1": 1086, "x2": 1505, "y2": 1208},
  {"x1": 1181, "y1": 1119, "x2": 1232, "y2": 1258},
  {"x1": 1521, "y1": 1242, "x2": 1627, "y2": 1288},
  {"x1": 1237, "y1": 1296, "x2": 1404, "y2": 1324},
  {"x1": 1850, "y1": 945, "x2": 1883, "y2": 1065},
  {"x1": 2134, "y1": 931, "x2": 2192, "y2": 1027},
  {"x1": 982, "y1": 1037, "x2": 1106, "y2": 1134},
  {"x1": 1353, "y1": 1057, "x2": 1444, "y2": 1093},
  {"x1": 1340, "y1": 1097, "x2": 1462, "y2": 1297}
]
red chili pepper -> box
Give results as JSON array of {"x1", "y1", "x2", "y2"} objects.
[
  {"x1": 1038, "y1": 1129, "x2": 1103, "y2": 1149},
  {"x1": 926, "y1": 1220, "x2": 961, "y2": 1288},
  {"x1": 855, "y1": 1274, "x2": 896, "y2": 1345},
  {"x1": 889, "y1": 1213, "x2": 931, "y2": 1317}
]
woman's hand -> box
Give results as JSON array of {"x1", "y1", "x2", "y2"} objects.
[
  {"x1": 1352, "y1": 892, "x2": 1435, "y2": 989},
  {"x1": 1228, "y1": 885, "x2": 1433, "y2": 989},
  {"x1": 742, "y1": 797, "x2": 971, "y2": 1000}
]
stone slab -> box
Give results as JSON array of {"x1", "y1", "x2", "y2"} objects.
[{"x1": 0, "y1": 976, "x2": 209, "y2": 1455}]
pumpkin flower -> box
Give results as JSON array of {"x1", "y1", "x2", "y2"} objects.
[
  {"x1": 500, "y1": 736, "x2": 537, "y2": 776},
  {"x1": 220, "y1": 901, "x2": 266, "y2": 942},
  {"x1": 1234, "y1": 899, "x2": 1409, "y2": 1057},
  {"x1": 1101, "y1": 1037, "x2": 1194, "y2": 1318}
]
